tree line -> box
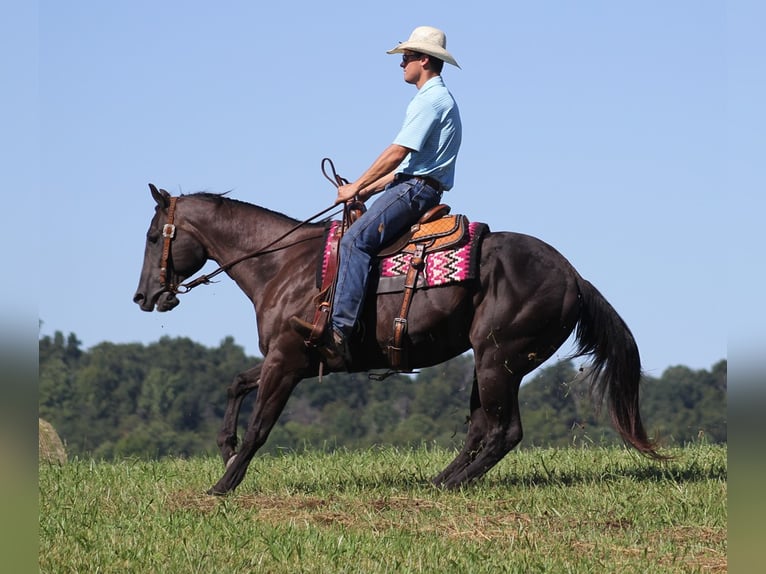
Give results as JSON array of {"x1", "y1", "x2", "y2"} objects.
[{"x1": 39, "y1": 331, "x2": 727, "y2": 460}]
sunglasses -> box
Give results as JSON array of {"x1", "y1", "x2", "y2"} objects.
[{"x1": 401, "y1": 53, "x2": 423, "y2": 64}]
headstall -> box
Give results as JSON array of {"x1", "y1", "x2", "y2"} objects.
[{"x1": 159, "y1": 196, "x2": 178, "y2": 292}]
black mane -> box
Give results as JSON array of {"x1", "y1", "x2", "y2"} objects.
[{"x1": 183, "y1": 190, "x2": 319, "y2": 227}]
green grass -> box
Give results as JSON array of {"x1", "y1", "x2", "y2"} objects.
[{"x1": 39, "y1": 444, "x2": 726, "y2": 573}]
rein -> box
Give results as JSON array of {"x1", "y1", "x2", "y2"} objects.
[{"x1": 161, "y1": 159, "x2": 349, "y2": 295}]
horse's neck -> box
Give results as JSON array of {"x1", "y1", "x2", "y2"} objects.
[
  {"x1": 185, "y1": 197, "x2": 322, "y2": 292},
  {"x1": 188, "y1": 199, "x2": 298, "y2": 261}
]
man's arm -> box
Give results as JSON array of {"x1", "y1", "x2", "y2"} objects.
[
  {"x1": 357, "y1": 172, "x2": 396, "y2": 200},
  {"x1": 335, "y1": 144, "x2": 411, "y2": 204}
]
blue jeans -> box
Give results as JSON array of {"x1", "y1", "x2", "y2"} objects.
[{"x1": 332, "y1": 177, "x2": 442, "y2": 337}]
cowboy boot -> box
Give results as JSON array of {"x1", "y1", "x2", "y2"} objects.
[{"x1": 289, "y1": 316, "x2": 353, "y2": 368}]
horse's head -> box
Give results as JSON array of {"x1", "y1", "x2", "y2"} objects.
[{"x1": 133, "y1": 184, "x2": 208, "y2": 312}]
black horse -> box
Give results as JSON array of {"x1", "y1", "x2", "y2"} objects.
[{"x1": 134, "y1": 184, "x2": 661, "y2": 494}]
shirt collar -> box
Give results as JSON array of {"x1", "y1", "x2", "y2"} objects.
[{"x1": 419, "y1": 75, "x2": 445, "y2": 92}]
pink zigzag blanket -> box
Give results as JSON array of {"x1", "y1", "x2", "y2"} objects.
[{"x1": 319, "y1": 220, "x2": 488, "y2": 294}]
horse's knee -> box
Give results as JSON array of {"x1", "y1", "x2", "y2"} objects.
[
  {"x1": 228, "y1": 370, "x2": 259, "y2": 399},
  {"x1": 227, "y1": 373, "x2": 247, "y2": 397}
]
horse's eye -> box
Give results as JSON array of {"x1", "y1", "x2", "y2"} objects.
[{"x1": 147, "y1": 232, "x2": 160, "y2": 244}]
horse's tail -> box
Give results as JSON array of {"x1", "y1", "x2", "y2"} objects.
[{"x1": 573, "y1": 276, "x2": 665, "y2": 459}]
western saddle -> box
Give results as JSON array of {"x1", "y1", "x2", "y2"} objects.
[{"x1": 306, "y1": 202, "x2": 468, "y2": 370}]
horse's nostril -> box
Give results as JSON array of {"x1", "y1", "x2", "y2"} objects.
[{"x1": 133, "y1": 292, "x2": 144, "y2": 304}]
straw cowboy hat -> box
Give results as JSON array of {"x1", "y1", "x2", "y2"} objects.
[{"x1": 387, "y1": 26, "x2": 460, "y2": 68}]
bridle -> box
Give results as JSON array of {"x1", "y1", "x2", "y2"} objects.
[
  {"x1": 157, "y1": 197, "x2": 337, "y2": 295},
  {"x1": 159, "y1": 196, "x2": 179, "y2": 292},
  {"x1": 156, "y1": 159, "x2": 352, "y2": 296}
]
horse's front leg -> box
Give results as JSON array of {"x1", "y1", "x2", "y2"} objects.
[
  {"x1": 207, "y1": 355, "x2": 306, "y2": 495},
  {"x1": 216, "y1": 364, "x2": 262, "y2": 466}
]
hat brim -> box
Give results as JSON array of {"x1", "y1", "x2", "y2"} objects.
[{"x1": 387, "y1": 42, "x2": 460, "y2": 68}]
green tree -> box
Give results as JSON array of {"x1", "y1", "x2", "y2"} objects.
[
  {"x1": 641, "y1": 360, "x2": 727, "y2": 444},
  {"x1": 38, "y1": 330, "x2": 726, "y2": 459},
  {"x1": 519, "y1": 360, "x2": 598, "y2": 448},
  {"x1": 39, "y1": 332, "x2": 84, "y2": 452}
]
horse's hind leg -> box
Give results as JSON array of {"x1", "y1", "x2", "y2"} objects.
[
  {"x1": 216, "y1": 364, "x2": 262, "y2": 466},
  {"x1": 440, "y1": 355, "x2": 524, "y2": 489},
  {"x1": 432, "y1": 370, "x2": 488, "y2": 486}
]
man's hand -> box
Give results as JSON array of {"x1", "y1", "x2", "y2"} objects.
[{"x1": 335, "y1": 183, "x2": 360, "y2": 205}]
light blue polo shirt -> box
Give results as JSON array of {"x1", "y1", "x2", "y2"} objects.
[{"x1": 393, "y1": 76, "x2": 462, "y2": 190}]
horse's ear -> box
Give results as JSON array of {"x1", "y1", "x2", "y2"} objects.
[{"x1": 149, "y1": 183, "x2": 170, "y2": 208}]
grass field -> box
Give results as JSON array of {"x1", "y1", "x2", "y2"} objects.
[{"x1": 39, "y1": 444, "x2": 726, "y2": 573}]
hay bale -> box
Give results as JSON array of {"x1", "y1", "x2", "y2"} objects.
[{"x1": 38, "y1": 418, "x2": 67, "y2": 465}]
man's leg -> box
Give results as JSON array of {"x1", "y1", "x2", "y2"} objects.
[{"x1": 332, "y1": 179, "x2": 441, "y2": 338}]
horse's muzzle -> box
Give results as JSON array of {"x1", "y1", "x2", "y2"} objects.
[{"x1": 133, "y1": 290, "x2": 180, "y2": 312}]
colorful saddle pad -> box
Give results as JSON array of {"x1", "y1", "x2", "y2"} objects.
[{"x1": 318, "y1": 219, "x2": 488, "y2": 294}]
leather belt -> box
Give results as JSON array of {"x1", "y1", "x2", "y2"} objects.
[{"x1": 397, "y1": 173, "x2": 443, "y2": 193}]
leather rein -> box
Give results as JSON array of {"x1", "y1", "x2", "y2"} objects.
[{"x1": 158, "y1": 158, "x2": 348, "y2": 295}]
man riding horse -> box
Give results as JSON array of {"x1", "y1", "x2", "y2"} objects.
[
  {"x1": 289, "y1": 26, "x2": 462, "y2": 367},
  {"x1": 134, "y1": 26, "x2": 663, "y2": 495}
]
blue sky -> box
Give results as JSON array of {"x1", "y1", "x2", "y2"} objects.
[{"x1": 7, "y1": 1, "x2": 762, "y2": 379}]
